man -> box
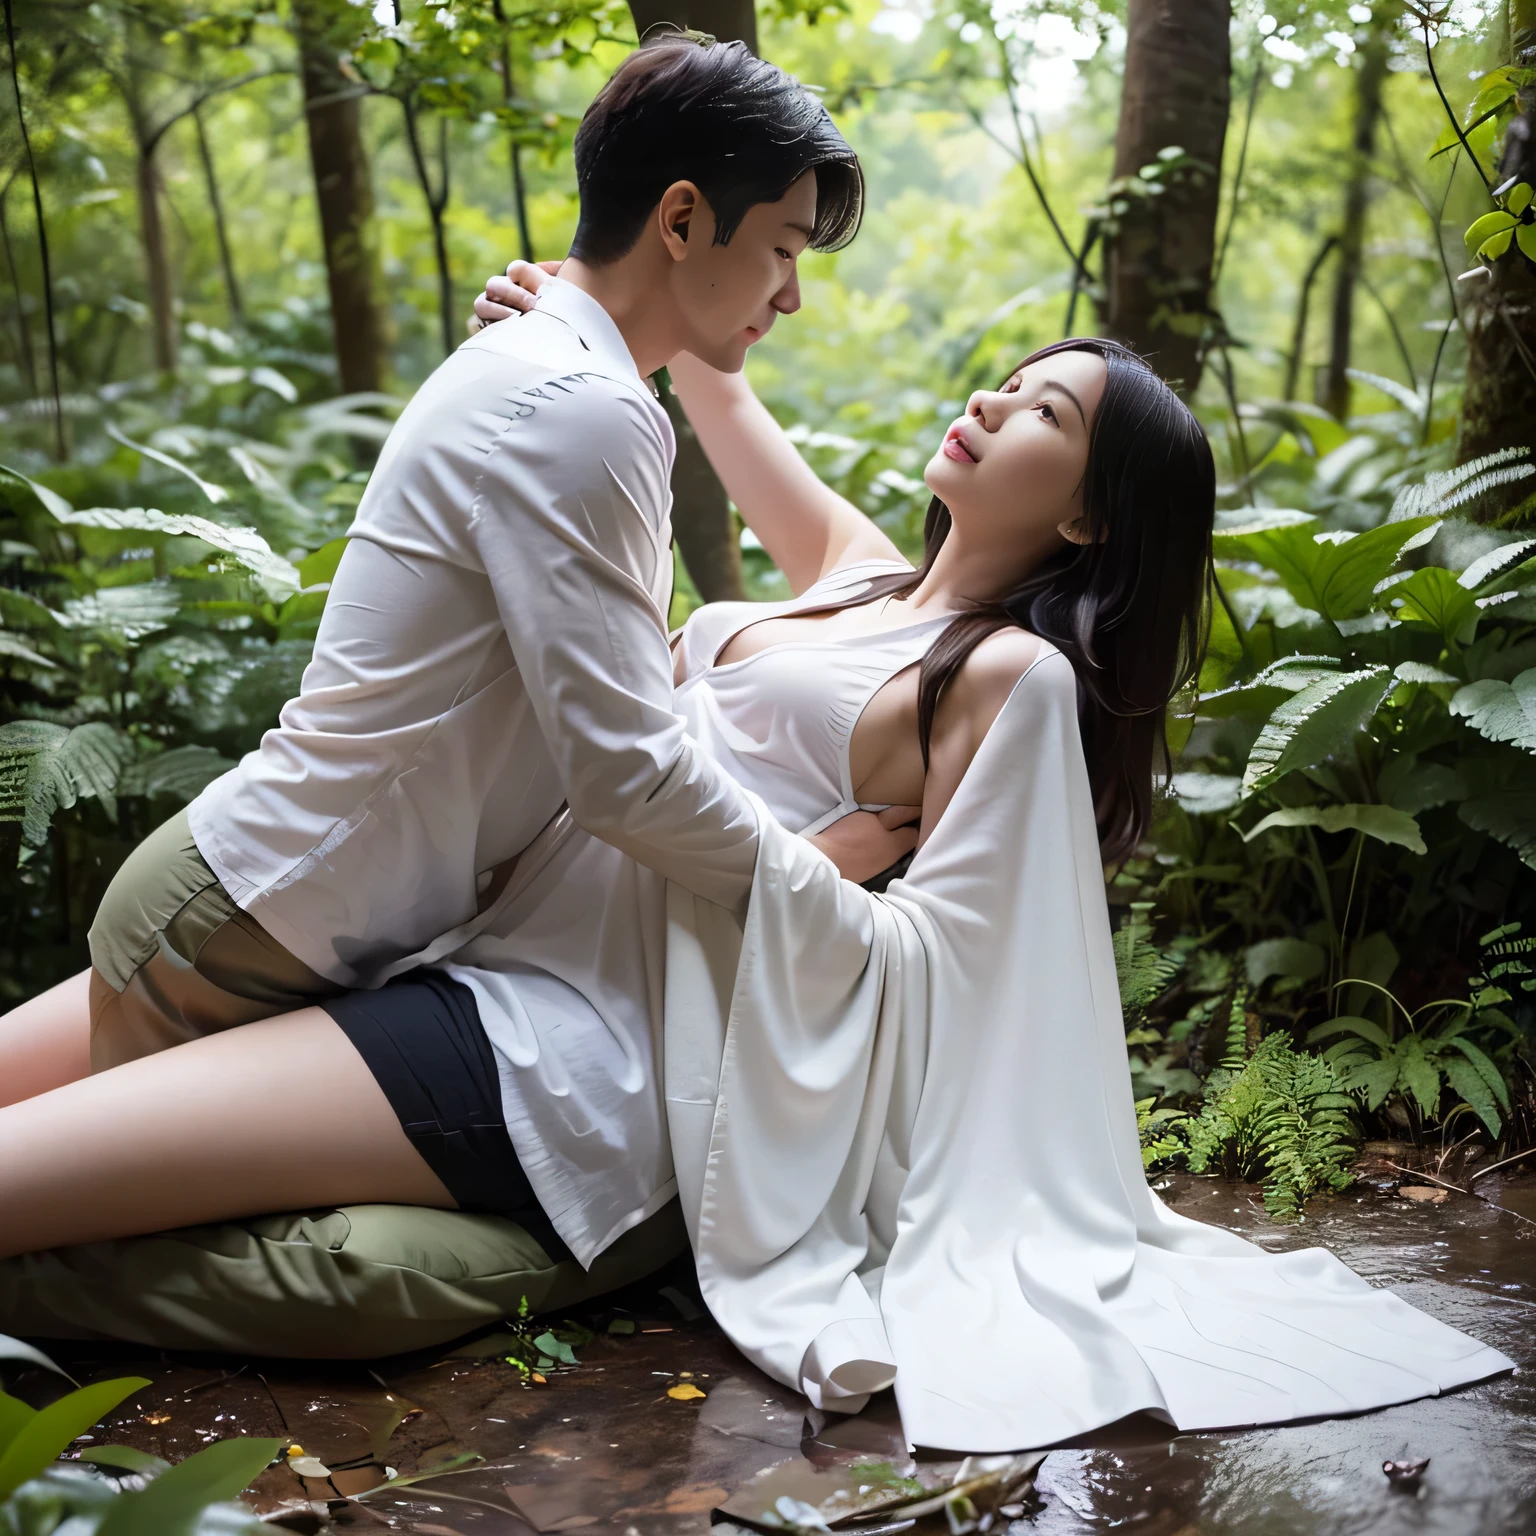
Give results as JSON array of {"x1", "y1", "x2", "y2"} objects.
[{"x1": 1, "y1": 35, "x2": 910, "y2": 1105}]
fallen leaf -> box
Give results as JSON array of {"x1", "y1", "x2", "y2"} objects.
[
  {"x1": 606, "y1": 1319, "x2": 636, "y2": 1335},
  {"x1": 666, "y1": 1384, "x2": 706, "y2": 1402},
  {"x1": 1399, "y1": 1185, "x2": 1449, "y2": 1204},
  {"x1": 1384, "y1": 1455, "x2": 1430, "y2": 1488},
  {"x1": 288, "y1": 1455, "x2": 332, "y2": 1478},
  {"x1": 142, "y1": 1412, "x2": 171, "y2": 1426}
]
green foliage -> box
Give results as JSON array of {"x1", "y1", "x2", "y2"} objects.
[
  {"x1": 0, "y1": 1335, "x2": 278, "y2": 1535},
  {"x1": 1135, "y1": 992, "x2": 1359, "y2": 1220},
  {"x1": 1306, "y1": 925, "x2": 1528, "y2": 1139}
]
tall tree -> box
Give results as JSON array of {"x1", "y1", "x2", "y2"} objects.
[
  {"x1": 1457, "y1": 0, "x2": 1536, "y2": 511},
  {"x1": 2, "y1": 0, "x2": 60, "y2": 454},
  {"x1": 292, "y1": 0, "x2": 391, "y2": 396},
  {"x1": 1100, "y1": 0, "x2": 1231, "y2": 397},
  {"x1": 1320, "y1": 7, "x2": 1393, "y2": 421},
  {"x1": 625, "y1": 0, "x2": 753, "y2": 602}
]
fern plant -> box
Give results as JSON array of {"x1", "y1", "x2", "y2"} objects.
[{"x1": 1307, "y1": 925, "x2": 1528, "y2": 1140}]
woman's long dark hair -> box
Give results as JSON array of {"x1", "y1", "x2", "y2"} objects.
[{"x1": 816, "y1": 339, "x2": 1215, "y2": 863}]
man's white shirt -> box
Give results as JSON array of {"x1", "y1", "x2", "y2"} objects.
[{"x1": 189, "y1": 277, "x2": 759, "y2": 988}]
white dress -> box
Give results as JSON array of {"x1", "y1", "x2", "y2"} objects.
[
  {"x1": 662, "y1": 628, "x2": 1518, "y2": 1451},
  {"x1": 444, "y1": 560, "x2": 944, "y2": 1266}
]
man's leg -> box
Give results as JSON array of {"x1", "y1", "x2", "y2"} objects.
[
  {"x1": 87, "y1": 806, "x2": 340, "y2": 1072},
  {"x1": 0, "y1": 971, "x2": 92, "y2": 1108},
  {"x1": 0, "y1": 1008, "x2": 456, "y2": 1260}
]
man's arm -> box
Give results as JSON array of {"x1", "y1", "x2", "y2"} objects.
[{"x1": 466, "y1": 372, "x2": 914, "y2": 908}]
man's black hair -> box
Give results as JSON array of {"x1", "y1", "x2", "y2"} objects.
[{"x1": 570, "y1": 35, "x2": 863, "y2": 265}]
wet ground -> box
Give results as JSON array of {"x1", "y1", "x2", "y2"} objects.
[{"x1": 17, "y1": 1171, "x2": 1535, "y2": 1536}]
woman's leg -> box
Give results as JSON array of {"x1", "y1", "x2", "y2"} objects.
[
  {"x1": 0, "y1": 1007, "x2": 456, "y2": 1260},
  {"x1": 0, "y1": 969, "x2": 93, "y2": 1108}
]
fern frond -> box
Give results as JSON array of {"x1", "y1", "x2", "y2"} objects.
[{"x1": 0, "y1": 721, "x2": 134, "y2": 846}]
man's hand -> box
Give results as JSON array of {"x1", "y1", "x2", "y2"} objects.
[
  {"x1": 809, "y1": 804, "x2": 921, "y2": 886},
  {"x1": 467, "y1": 259, "x2": 564, "y2": 334}
]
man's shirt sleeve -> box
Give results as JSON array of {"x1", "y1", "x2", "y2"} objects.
[{"x1": 467, "y1": 374, "x2": 760, "y2": 911}]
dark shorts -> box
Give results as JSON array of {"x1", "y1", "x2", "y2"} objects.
[{"x1": 322, "y1": 970, "x2": 571, "y2": 1262}]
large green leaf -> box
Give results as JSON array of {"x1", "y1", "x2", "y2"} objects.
[
  {"x1": 0, "y1": 721, "x2": 135, "y2": 845},
  {"x1": 1200, "y1": 656, "x2": 1340, "y2": 720},
  {"x1": 0, "y1": 1334, "x2": 70, "y2": 1380},
  {"x1": 105, "y1": 424, "x2": 230, "y2": 504},
  {"x1": 1346, "y1": 1056, "x2": 1399, "y2": 1110},
  {"x1": 95, "y1": 1436, "x2": 282, "y2": 1536},
  {"x1": 0, "y1": 463, "x2": 300, "y2": 600},
  {"x1": 1242, "y1": 666, "x2": 1392, "y2": 793},
  {"x1": 1245, "y1": 937, "x2": 1327, "y2": 987},
  {"x1": 61, "y1": 582, "x2": 181, "y2": 641},
  {"x1": 1459, "y1": 791, "x2": 1536, "y2": 868},
  {"x1": 1240, "y1": 803, "x2": 1426, "y2": 855},
  {"x1": 1212, "y1": 516, "x2": 1439, "y2": 623},
  {"x1": 58, "y1": 509, "x2": 298, "y2": 602},
  {"x1": 117, "y1": 746, "x2": 235, "y2": 804},
  {"x1": 1442, "y1": 1056, "x2": 1501, "y2": 1137},
  {"x1": 1450, "y1": 1035, "x2": 1511, "y2": 1112},
  {"x1": 78, "y1": 1444, "x2": 172, "y2": 1476},
  {"x1": 0, "y1": 1376, "x2": 151, "y2": 1500},
  {"x1": 1396, "y1": 1038, "x2": 1443, "y2": 1121},
  {"x1": 1451, "y1": 669, "x2": 1536, "y2": 752},
  {"x1": 1306, "y1": 1015, "x2": 1393, "y2": 1051},
  {"x1": 1459, "y1": 537, "x2": 1536, "y2": 592},
  {"x1": 1386, "y1": 565, "x2": 1480, "y2": 645}
]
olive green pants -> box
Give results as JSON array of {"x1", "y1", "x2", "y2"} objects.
[{"x1": 86, "y1": 808, "x2": 343, "y2": 1072}]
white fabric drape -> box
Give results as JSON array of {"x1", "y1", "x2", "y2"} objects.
[{"x1": 663, "y1": 647, "x2": 1514, "y2": 1453}]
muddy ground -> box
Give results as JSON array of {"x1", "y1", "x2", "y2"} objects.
[{"x1": 24, "y1": 1170, "x2": 1535, "y2": 1536}]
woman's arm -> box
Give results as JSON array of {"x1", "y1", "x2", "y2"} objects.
[
  {"x1": 668, "y1": 353, "x2": 905, "y2": 594},
  {"x1": 917, "y1": 629, "x2": 1044, "y2": 847}
]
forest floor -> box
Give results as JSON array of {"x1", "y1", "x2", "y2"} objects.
[{"x1": 32, "y1": 1171, "x2": 1536, "y2": 1536}]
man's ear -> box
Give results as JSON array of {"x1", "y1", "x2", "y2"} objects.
[{"x1": 658, "y1": 181, "x2": 701, "y2": 261}]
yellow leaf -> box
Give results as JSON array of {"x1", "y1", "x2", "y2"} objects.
[{"x1": 667, "y1": 1384, "x2": 707, "y2": 1401}]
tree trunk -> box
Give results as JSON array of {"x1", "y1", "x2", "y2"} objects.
[
  {"x1": 1100, "y1": 0, "x2": 1231, "y2": 398},
  {"x1": 135, "y1": 142, "x2": 176, "y2": 375},
  {"x1": 293, "y1": 0, "x2": 391, "y2": 397},
  {"x1": 193, "y1": 102, "x2": 243, "y2": 326},
  {"x1": 1284, "y1": 234, "x2": 1337, "y2": 403},
  {"x1": 625, "y1": 0, "x2": 752, "y2": 601},
  {"x1": 0, "y1": 173, "x2": 37, "y2": 395},
  {"x1": 1457, "y1": 0, "x2": 1536, "y2": 518},
  {"x1": 1320, "y1": 12, "x2": 1391, "y2": 421},
  {"x1": 491, "y1": 0, "x2": 534, "y2": 263},
  {"x1": 402, "y1": 102, "x2": 455, "y2": 358}
]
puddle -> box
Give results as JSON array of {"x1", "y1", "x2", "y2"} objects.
[{"x1": 14, "y1": 1175, "x2": 1531, "y2": 1535}]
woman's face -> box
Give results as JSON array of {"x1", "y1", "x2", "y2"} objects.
[{"x1": 923, "y1": 350, "x2": 1109, "y2": 549}]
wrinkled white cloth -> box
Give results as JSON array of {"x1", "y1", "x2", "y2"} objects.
[{"x1": 664, "y1": 646, "x2": 1516, "y2": 1453}]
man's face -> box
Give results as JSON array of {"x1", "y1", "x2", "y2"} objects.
[{"x1": 667, "y1": 171, "x2": 816, "y2": 373}]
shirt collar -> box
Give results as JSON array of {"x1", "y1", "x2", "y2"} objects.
[{"x1": 533, "y1": 276, "x2": 649, "y2": 388}]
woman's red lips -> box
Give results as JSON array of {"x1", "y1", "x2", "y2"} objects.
[{"x1": 942, "y1": 425, "x2": 978, "y2": 464}]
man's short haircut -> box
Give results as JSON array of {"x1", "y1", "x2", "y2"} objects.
[{"x1": 570, "y1": 35, "x2": 863, "y2": 265}]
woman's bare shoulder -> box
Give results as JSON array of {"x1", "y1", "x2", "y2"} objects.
[{"x1": 949, "y1": 626, "x2": 1050, "y2": 718}]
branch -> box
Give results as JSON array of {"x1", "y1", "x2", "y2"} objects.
[
  {"x1": 992, "y1": 32, "x2": 1077, "y2": 267},
  {"x1": 1213, "y1": 56, "x2": 1264, "y2": 288},
  {"x1": 1420, "y1": 19, "x2": 1492, "y2": 190},
  {"x1": 143, "y1": 68, "x2": 285, "y2": 155}
]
